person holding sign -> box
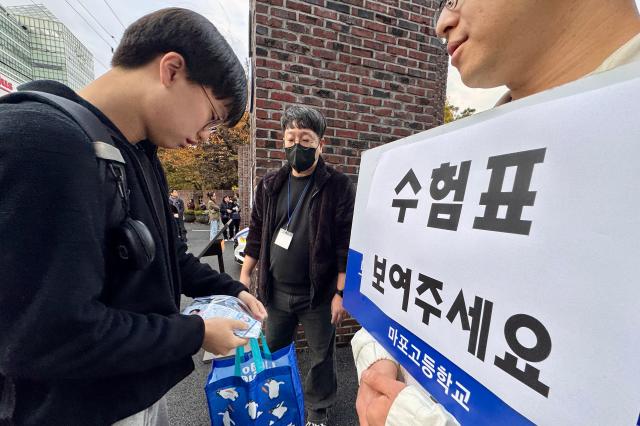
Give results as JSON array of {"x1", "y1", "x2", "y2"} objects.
[
  {"x1": 240, "y1": 106, "x2": 356, "y2": 426},
  {"x1": 352, "y1": 0, "x2": 640, "y2": 425}
]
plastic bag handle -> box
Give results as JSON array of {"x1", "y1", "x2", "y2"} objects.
[
  {"x1": 234, "y1": 339, "x2": 266, "y2": 376},
  {"x1": 234, "y1": 345, "x2": 245, "y2": 377},
  {"x1": 259, "y1": 332, "x2": 272, "y2": 360},
  {"x1": 233, "y1": 332, "x2": 273, "y2": 377},
  {"x1": 250, "y1": 338, "x2": 265, "y2": 373}
]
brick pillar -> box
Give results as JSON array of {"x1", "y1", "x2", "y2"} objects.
[
  {"x1": 237, "y1": 144, "x2": 252, "y2": 229},
  {"x1": 249, "y1": 0, "x2": 448, "y2": 347}
]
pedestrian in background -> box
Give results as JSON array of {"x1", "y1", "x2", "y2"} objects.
[
  {"x1": 229, "y1": 196, "x2": 241, "y2": 239},
  {"x1": 220, "y1": 195, "x2": 233, "y2": 240},
  {"x1": 207, "y1": 192, "x2": 221, "y2": 240},
  {"x1": 169, "y1": 189, "x2": 187, "y2": 242},
  {"x1": 170, "y1": 203, "x2": 186, "y2": 241}
]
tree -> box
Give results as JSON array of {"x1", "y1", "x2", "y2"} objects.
[
  {"x1": 158, "y1": 112, "x2": 250, "y2": 190},
  {"x1": 158, "y1": 143, "x2": 202, "y2": 190},
  {"x1": 444, "y1": 98, "x2": 476, "y2": 123}
]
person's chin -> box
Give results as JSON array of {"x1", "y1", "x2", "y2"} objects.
[
  {"x1": 155, "y1": 139, "x2": 183, "y2": 149},
  {"x1": 170, "y1": 138, "x2": 194, "y2": 149},
  {"x1": 459, "y1": 68, "x2": 481, "y2": 87},
  {"x1": 458, "y1": 62, "x2": 496, "y2": 89}
]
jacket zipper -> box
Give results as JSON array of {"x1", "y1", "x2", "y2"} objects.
[
  {"x1": 150, "y1": 159, "x2": 183, "y2": 303},
  {"x1": 264, "y1": 184, "x2": 274, "y2": 304},
  {"x1": 308, "y1": 188, "x2": 321, "y2": 306}
]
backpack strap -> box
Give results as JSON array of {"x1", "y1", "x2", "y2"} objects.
[
  {"x1": 0, "y1": 91, "x2": 125, "y2": 164},
  {"x1": 0, "y1": 90, "x2": 130, "y2": 228}
]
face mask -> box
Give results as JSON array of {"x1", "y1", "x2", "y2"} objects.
[{"x1": 285, "y1": 144, "x2": 317, "y2": 173}]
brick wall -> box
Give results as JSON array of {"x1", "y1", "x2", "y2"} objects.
[
  {"x1": 250, "y1": 0, "x2": 447, "y2": 183},
  {"x1": 249, "y1": 0, "x2": 448, "y2": 347},
  {"x1": 237, "y1": 144, "x2": 252, "y2": 229}
]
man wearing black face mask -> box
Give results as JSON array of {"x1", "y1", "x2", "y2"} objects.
[{"x1": 240, "y1": 106, "x2": 356, "y2": 426}]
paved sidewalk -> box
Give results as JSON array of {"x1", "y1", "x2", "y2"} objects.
[{"x1": 165, "y1": 222, "x2": 359, "y2": 425}]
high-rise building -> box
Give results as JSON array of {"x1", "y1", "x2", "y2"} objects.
[
  {"x1": 0, "y1": 5, "x2": 32, "y2": 94},
  {"x1": 4, "y1": 4, "x2": 94, "y2": 91}
]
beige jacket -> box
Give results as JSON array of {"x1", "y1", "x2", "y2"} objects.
[
  {"x1": 207, "y1": 199, "x2": 221, "y2": 222},
  {"x1": 351, "y1": 32, "x2": 640, "y2": 426}
]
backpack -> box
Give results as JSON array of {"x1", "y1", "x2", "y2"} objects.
[{"x1": 0, "y1": 91, "x2": 156, "y2": 270}]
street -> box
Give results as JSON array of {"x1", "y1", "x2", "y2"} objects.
[{"x1": 166, "y1": 222, "x2": 359, "y2": 425}]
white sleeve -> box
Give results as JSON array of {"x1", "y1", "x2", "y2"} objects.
[
  {"x1": 351, "y1": 329, "x2": 460, "y2": 426},
  {"x1": 386, "y1": 386, "x2": 460, "y2": 426},
  {"x1": 351, "y1": 328, "x2": 400, "y2": 381}
]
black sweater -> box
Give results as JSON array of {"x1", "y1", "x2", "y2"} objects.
[{"x1": 0, "y1": 81, "x2": 245, "y2": 425}]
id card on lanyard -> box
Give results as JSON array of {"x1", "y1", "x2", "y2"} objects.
[
  {"x1": 275, "y1": 173, "x2": 313, "y2": 250},
  {"x1": 275, "y1": 228, "x2": 294, "y2": 249}
]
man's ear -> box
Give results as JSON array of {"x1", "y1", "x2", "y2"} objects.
[
  {"x1": 318, "y1": 137, "x2": 325, "y2": 154},
  {"x1": 158, "y1": 52, "x2": 187, "y2": 88}
]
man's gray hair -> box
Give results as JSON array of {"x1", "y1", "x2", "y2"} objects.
[{"x1": 280, "y1": 105, "x2": 327, "y2": 139}]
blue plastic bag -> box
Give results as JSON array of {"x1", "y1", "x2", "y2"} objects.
[{"x1": 205, "y1": 334, "x2": 305, "y2": 425}]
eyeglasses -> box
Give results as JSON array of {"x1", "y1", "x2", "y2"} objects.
[
  {"x1": 200, "y1": 85, "x2": 225, "y2": 136},
  {"x1": 284, "y1": 139, "x2": 318, "y2": 149},
  {"x1": 434, "y1": 0, "x2": 464, "y2": 41}
]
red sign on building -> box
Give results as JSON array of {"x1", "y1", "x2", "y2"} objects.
[{"x1": 0, "y1": 74, "x2": 17, "y2": 94}]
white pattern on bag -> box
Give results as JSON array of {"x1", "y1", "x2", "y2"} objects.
[
  {"x1": 245, "y1": 400, "x2": 263, "y2": 420},
  {"x1": 216, "y1": 387, "x2": 239, "y2": 401},
  {"x1": 269, "y1": 401, "x2": 288, "y2": 420},
  {"x1": 262, "y1": 379, "x2": 285, "y2": 399}
]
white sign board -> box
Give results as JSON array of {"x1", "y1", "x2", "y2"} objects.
[{"x1": 344, "y1": 61, "x2": 640, "y2": 425}]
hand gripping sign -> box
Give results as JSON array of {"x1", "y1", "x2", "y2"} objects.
[{"x1": 344, "y1": 61, "x2": 640, "y2": 426}]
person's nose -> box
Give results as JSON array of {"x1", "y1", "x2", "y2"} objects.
[
  {"x1": 197, "y1": 128, "x2": 211, "y2": 142},
  {"x1": 435, "y1": 8, "x2": 459, "y2": 42}
]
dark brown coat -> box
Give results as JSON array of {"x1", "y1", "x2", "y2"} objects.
[{"x1": 244, "y1": 157, "x2": 355, "y2": 307}]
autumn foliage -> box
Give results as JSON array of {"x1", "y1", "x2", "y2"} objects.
[
  {"x1": 158, "y1": 112, "x2": 250, "y2": 190},
  {"x1": 444, "y1": 98, "x2": 476, "y2": 123}
]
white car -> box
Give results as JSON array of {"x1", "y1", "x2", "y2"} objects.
[{"x1": 233, "y1": 227, "x2": 249, "y2": 264}]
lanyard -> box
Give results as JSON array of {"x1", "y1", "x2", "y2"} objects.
[{"x1": 286, "y1": 173, "x2": 313, "y2": 230}]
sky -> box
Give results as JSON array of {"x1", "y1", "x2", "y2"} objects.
[
  {"x1": 3, "y1": 0, "x2": 639, "y2": 112},
  {"x1": 2, "y1": 0, "x2": 250, "y2": 75}
]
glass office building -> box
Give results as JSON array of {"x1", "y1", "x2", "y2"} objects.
[
  {"x1": 0, "y1": 5, "x2": 32, "y2": 92},
  {"x1": 6, "y1": 4, "x2": 94, "y2": 91}
]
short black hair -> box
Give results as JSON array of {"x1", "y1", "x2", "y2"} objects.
[
  {"x1": 112, "y1": 8, "x2": 247, "y2": 126},
  {"x1": 281, "y1": 105, "x2": 327, "y2": 139}
]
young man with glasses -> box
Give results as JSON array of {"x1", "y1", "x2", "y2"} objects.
[
  {"x1": 240, "y1": 105, "x2": 356, "y2": 426},
  {"x1": 353, "y1": 0, "x2": 640, "y2": 425},
  {"x1": 0, "y1": 8, "x2": 267, "y2": 425}
]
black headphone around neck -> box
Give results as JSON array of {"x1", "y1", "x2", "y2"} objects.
[
  {"x1": 0, "y1": 91, "x2": 156, "y2": 271},
  {"x1": 107, "y1": 163, "x2": 156, "y2": 270}
]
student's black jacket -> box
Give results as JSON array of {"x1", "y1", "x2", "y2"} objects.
[{"x1": 0, "y1": 81, "x2": 245, "y2": 425}]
